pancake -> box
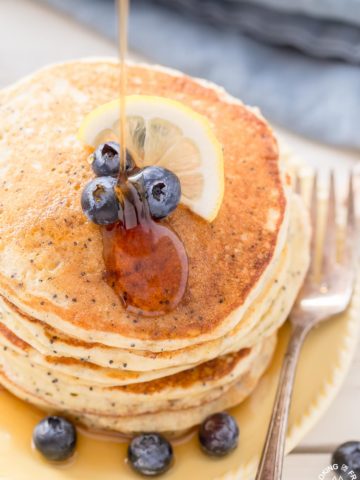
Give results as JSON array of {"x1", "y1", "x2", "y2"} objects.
[
  {"x1": 0, "y1": 331, "x2": 275, "y2": 415},
  {"x1": 0, "y1": 194, "x2": 308, "y2": 431},
  {"x1": 0, "y1": 334, "x2": 276, "y2": 433},
  {"x1": 0, "y1": 59, "x2": 289, "y2": 351},
  {"x1": 0, "y1": 59, "x2": 311, "y2": 434},
  {"x1": 0, "y1": 193, "x2": 309, "y2": 380}
]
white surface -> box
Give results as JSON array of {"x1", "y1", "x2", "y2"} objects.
[
  {"x1": 283, "y1": 454, "x2": 333, "y2": 478},
  {"x1": 1, "y1": 1, "x2": 359, "y2": 479}
]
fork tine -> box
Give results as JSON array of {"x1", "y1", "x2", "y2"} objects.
[
  {"x1": 347, "y1": 171, "x2": 355, "y2": 229},
  {"x1": 322, "y1": 171, "x2": 337, "y2": 271},
  {"x1": 309, "y1": 172, "x2": 318, "y2": 276},
  {"x1": 344, "y1": 171, "x2": 358, "y2": 267}
]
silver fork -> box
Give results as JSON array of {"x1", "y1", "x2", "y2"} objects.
[{"x1": 255, "y1": 171, "x2": 358, "y2": 480}]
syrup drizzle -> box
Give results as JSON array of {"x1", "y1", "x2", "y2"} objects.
[
  {"x1": 101, "y1": 0, "x2": 189, "y2": 316},
  {"x1": 118, "y1": 0, "x2": 128, "y2": 181}
]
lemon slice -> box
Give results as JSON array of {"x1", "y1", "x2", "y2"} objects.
[{"x1": 78, "y1": 95, "x2": 224, "y2": 222}]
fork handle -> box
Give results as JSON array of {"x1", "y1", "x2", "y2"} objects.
[{"x1": 255, "y1": 323, "x2": 310, "y2": 480}]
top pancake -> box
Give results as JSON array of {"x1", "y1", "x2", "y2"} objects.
[{"x1": 0, "y1": 60, "x2": 287, "y2": 348}]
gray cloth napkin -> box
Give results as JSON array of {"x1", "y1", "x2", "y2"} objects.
[
  {"x1": 37, "y1": 0, "x2": 360, "y2": 150},
  {"x1": 156, "y1": 0, "x2": 360, "y2": 63},
  {"x1": 236, "y1": 0, "x2": 360, "y2": 26}
]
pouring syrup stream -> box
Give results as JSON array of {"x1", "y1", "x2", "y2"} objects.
[
  {"x1": 118, "y1": 0, "x2": 128, "y2": 182},
  {"x1": 102, "y1": 0, "x2": 189, "y2": 317}
]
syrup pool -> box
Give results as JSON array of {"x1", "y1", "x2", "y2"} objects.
[{"x1": 102, "y1": 182, "x2": 188, "y2": 316}]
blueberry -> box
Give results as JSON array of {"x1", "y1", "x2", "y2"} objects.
[
  {"x1": 33, "y1": 415, "x2": 76, "y2": 462},
  {"x1": 81, "y1": 176, "x2": 122, "y2": 225},
  {"x1": 332, "y1": 441, "x2": 360, "y2": 476},
  {"x1": 91, "y1": 142, "x2": 136, "y2": 177},
  {"x1": 128, "y1": 433, "x2": 173, "y2": 476},
  {"x1": 199, "y1": 412, "x2": 239, "y2": 457},
  {"x1": 130, "y1": 166, "x2": 181, "y2": 219}
]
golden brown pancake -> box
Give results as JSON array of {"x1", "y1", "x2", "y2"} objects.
[
  {"x1": 0, "y1": 318, "x2": 275, "y2": 412},
  {"x1": 0, "y1": 320, "x2": 251, "y2": 392},
  {"x1": 0, "y1": 60, "x2": 287, "y2": 349},
  {"x1": 0, "y1": 60, "x2": 311, "y2": 433},
  {"x1": 0, "y1": 331, "x2": 277, "y2": 432},
  {"x1": 0, "y1": 192, "x2": 308, "y2": 376}
]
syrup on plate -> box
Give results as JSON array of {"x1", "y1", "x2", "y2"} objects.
[{"x1": 101, "y1": 0, "x2": 189, "y2": 316}]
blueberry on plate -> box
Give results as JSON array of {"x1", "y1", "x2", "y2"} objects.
[
  {"x1": 91, "y1": 142, "x2": 136, "y2": 177},
  {"x1": 199, "y1": 412, "x2": 239, "y2": 457},
  {"x1": 130, "y1": 166, "x2": 181, "y2": 219},
  {"x1": 81, "y1": 176, "x2": 122, "y2": 225},
  {"x1": 128, "y1": 433, "x2": 173, "y2": 476},
  {"x1": 33, "y1": 415, "x2": 77, "y2": 462},
  {"x1": 332, "y1": 441, "x2": 360, "y2": 476}
]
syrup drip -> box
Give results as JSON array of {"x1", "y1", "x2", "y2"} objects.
[
  {"x1": 118, "y1": 0, "x2": 128, "y2": 181},
  {"x1": 102, "y1": 182, "x2": 188, "y2": 316},
  {"x1": 102, "y1": 0, "x2": 189, "y2": 316}
]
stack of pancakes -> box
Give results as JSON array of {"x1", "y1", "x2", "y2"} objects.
[{"x1": 0, "y1": 60, "x2": 310, "y2": 434}]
